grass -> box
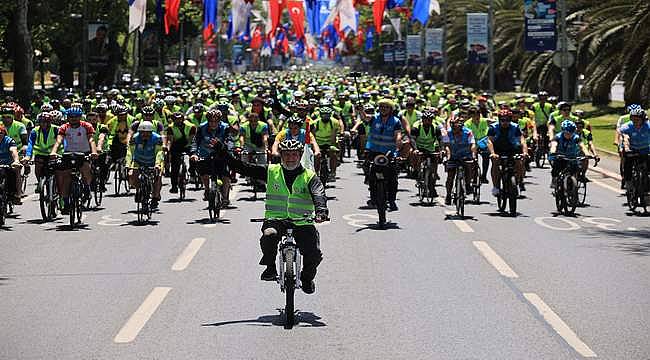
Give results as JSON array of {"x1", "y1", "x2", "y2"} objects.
[{"x1": 574, "y1": 101, "x2": 625, "y2": 154}]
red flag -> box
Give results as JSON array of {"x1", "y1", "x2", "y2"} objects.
[
  {"x1": 357, "y1": 29, "x2": 364, "y2": 47},
  {"x1": 287, "y1": 0, "x2": 305, "y2": 40},
  {"x1": 165, "y1": 0, "x2": 181, "y2": 34},
  {"x1": 305, "y1": 118, "x2": 311, "y2": 144},
  {"x1": 372, "y1": 0, "x2": 386, "y2": 33},
  {"x1": 250, "y1": 26, "x2": 264, "y2": 49},
  {"x1": 269, "y1": 0, "x2": 286, "y2": 36}
]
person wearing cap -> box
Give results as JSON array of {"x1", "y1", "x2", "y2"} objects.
[
  {"x1": 464, "y1": 105, "x2": 492, "y2": 183},
  {"x1": 548, "y1": 120, "x2": 589, "y2": 188},
  {"x1": 0, "y1": 123, "x2": 24, "y2": 205},
  {"x1": 311, "y1": 106, "x2": 341, "y2": 180},
  {"x1": 188, "y1": 103, "x2": 208, "y2": 128},
  {"x1": 516, "y1": 97, "x2": 535, "y2": 121},
  {"x1": 239, "y1": 111, "x2": 270, "y2": 165},
  {"x1": 166, "y1": 111, "x2": 197, "y2": 194},
  {"x1": 358, "y1": 98, "x2": 402, "y2": 211},
  {"x1": 126, "y1": 121, "x2": 164, "y2": 209},
  {"x1": 487, "y1": 109, "x2": 528, "y2": 195},
  {"x1": 49, "y1": 107, "x2": 98, "y2": 214},
  {"x1": 532, "y1": 91, "x2": 554, "y2": 136},
  {"x1": 443, "y1": 113, "x2": 478, "y2": 205},
  {"x1": 411, "y1": 109, "x2": 443, "y2": 196},
  {"x1": 548, "y1": 102, "x2": 579, "y2": 138},
  {"x1": 219, "y1": 138, "x2": 328, "y2": 294},
  {"x1": 106, "y1": 105, "x2": 134, "y2": 162}
]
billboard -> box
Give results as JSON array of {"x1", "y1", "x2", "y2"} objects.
[
  {"x1": 425, "y1": 28, "x2": 443, "y2": 65},
  {"x1": 524, "y1": 0, "x2": 557, "y2": 51},
  {"x1": 466, "y1": 13, "x2": 488, "y2": 64}
]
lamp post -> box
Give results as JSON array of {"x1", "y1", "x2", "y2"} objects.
[{"x1": 488, "y1": 0, "x2": 495, "y2": 93}]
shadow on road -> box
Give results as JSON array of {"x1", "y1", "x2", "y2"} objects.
[
  {"x1": 164, "y1": 198, "x2": 197, "y2": 204},
  {"x1": 354, "y1": 222, "x2": 401, "y2": 232},
  {"x1": 187, "y1": 218, "x2": 231, "y2": 225},
  {"x1": 202, "y1": 310, "x2": 326, "y2": 328},
  {"x1": 0, "y1": 277, "x2": 10, "y2": 285}
]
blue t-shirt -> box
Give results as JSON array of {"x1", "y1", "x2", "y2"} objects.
[
  {"x1": 445, "y1": 127, "x2": 475, "y2": 160},
  {"x1": 553, "y1": 133, "x2": 581, "y2": 157},
  {"x1": 366, "y1": 115, "x2": 402, "y2": 153},
  {"x1": 488, "y1": 123, "x2": 522, "y2": 152},
  {"x1": 620, "y1": 121, "x2": 650, "y2": 154},
  {"x1": 195, "y1": 121, "x2": 229, "y2": 158},
  {"x1": 0, "y1": 135, "x2": 17, "y2": 165}
]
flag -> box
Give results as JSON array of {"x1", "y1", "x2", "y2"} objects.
[
  {"x1": 164, "y1": 0, "x2": 181, "y2": 34},
  {"x1": 294, "y1": 38, "x2": 305, "y2": 56},
  {"x1": 389, "y1": 17, "x2": 401, "y2": 40},
  {"x1": 128, "y1": 0, "x2": 147, "y2": 33},
  {"x1": 386, "y1": 0, "x2": 403, "y2": 9},
  {"x1": 372, "y1": 0, "x2": 386, "y2": 33},
  {"x1": 322, "y1": 0, "x2": 356, "y2": 33},
  {"x1": 203, "y1": 0, "x2": 218, "y2": 42},
  {"x1": 268, "y1": 0, "x2": 286, "y2": 35},
  {"x1": 365, "y1": 26, "x2": 374, "y2": 51},
  {"x1": 287, "y1": 0, "x2": 306, "y2": 40},
  {"x1": 232, "y1": 0, "x2": 253, "y2": 37},
  {"x1": 156, "y1": 0, "x2": 164, "y2": 22},
  {"x1": 411, "y1": 0, "x2": 429, "y2": 25},
  {"x1": 430, "y1": 0, "x2": 440, "y2": 15},
  {"x1": 250, "y1": 25, "x2": 264, "y2": 48}
]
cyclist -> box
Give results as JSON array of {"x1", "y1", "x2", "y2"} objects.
[
  {"x1": 615, "y1": 104, "x2": 641, "y2": 188},
  {"x1": 443, "y1": 116, "x2": 477, "y2": 205},
  {"x1": 548, "y1": 102, "x2": 579, "y2": 138},
  {"x1": 87, "y1": 109, "x2": 110, "y2": 190},
  {"x1": 358, "y1": 98, "x2": 402, "y2": 211},
  {"x1": 49, "y1": 107, "x2": 98, "y2": 214},
  {"x1": 0, "y1": 123, "x2": 23, "y2": 205},
  {"x1": 532, "y1": 91, "x2": 553, "y2": 149},
  {"x1": 190, "y1": 109, "x2": 231, "y2": 204},
  {"x1": 24, "y1": 112, "x2": 61, "y2": 192},
  {"x1": 311, "y1": 106, "x2": 341, "y2": 180},
  {"x1": 1, "y1": 105, "x2": 28, "y2": 196},
  {"x1": 271, "y1": 115, "x2": 320, "y2": 159},
  {"x1": 239, "y1": 111, "x2": 269, "y2": 162},
  {"x1": 107, "y1": 105, "x2": 133, "y2": 165},
  {"x1": 166, "y1": 111, "x2": 197, "y2": 194},
  {"x1": 126, "y1": 121, "x2": 164, "y2": 209},
  {"x1": 487, "y1": 109, "x2": 528, "y2": 195},
  {"x1": 548, "y1": 120, "x2": 589, "y2": 187},
  {"x1": 188, "y1": 103, "x2": 207, "y2": 128},
  {"x1": 575, "y1": 118, "x2": 600, "y2": 181},
  {"x1": 619, "y1": 107, "x2": 650, "y2": 192},
  {"x1": 412, "y1": 108, "x2": 443, "y2": 197},
  {"x1": 464, "y1": 105, "x2": 491, "y2": 183},
  {"x1": 223, "y1": 139, "x2": 328, "y2": 294}
]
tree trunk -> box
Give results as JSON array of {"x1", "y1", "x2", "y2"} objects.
[{"x1": 13, "y1": 0, "x2": 34, "y2": 110}]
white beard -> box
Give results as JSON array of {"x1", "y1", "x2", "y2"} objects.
[{"x1": 282, "y1": 160, "x2": 299, "y2": 170}]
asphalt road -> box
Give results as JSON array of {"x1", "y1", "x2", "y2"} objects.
[{"x1": 1, "y1": 154, "x2": 649, "y2": 360}]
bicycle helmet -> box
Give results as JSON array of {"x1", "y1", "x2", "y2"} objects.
[
  {"x1": 1, "y1": 106, "x2": 14, "y2": 116},
  {"x1": 51, "y1": 110, "x2": 64, "y2": 123},
  {"x1": 171, "y1": 111, "x2": 183, "y2": 119},
  {"x1": 138, "y1": 121, "x2": 154, "y2": 132},
  {"x1": 164, "y1": 95, "x2": 176, "y2": 104},
  {"x1": 40, "y1": 103, "x2": 54, "y2": 112},
  {"x1": 629, "y1": 108, "x2": 646, "y2": 117},
  {"x1": 141, "y1": 106, "x2": 155, "y2": 115},
  {"x1": 115, "y1": 105, "x2": 129, "y2": 115},
  {"x1": 557, "y1": 101, "x2": 571, "y2": 110},
  {"x1": 153, "y1": 98, "x2": 165, "y2": 109},
  {"x1": 193, "y1": 103, "x2": 205, "y2": 112},
  {"x1": 573, "y1": 109, "x2": 585, "y2": 117},
  {"x1": 206, "y1": 109, "x2": 222, "y2": 120},
  {"x1": 95, "y1": 103, "x2": 108, "y2": 112},
  {"x1": 37, "y1": 112, "x2": 52, "y2": 123},
  {"x1": 537, "y1": 91, "x2": 549, "y2": 97},
  {"x1": 319, "y1": 107, "x2": 334, "y2": 115},
  {"x1": 560, "y1": 120, "x2": 577, "y2": 133},
  {"x1": 627, "y1": 104, "x2": 641, "y2": 113},
  {"x1": 66, "y1": 106, "x2": 83, "y2": 117},
  {"x1": 278, "y1": 139, "x2": 304, "y2": 152},
  {"x1": 422, "y1": 108, "x2": 437, "y2": 119},
  {"x1": 287, "y1": 115, "x2": 304, "y2": 126},
  {"x1": 363, "y1": 104, "x2": 376, "y2": 114}
]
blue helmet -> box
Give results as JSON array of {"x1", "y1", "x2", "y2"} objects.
[
  {"x1": 561, "y1": 120, "x2": 576, "y2": 133},
  {"x1": 627, "y1": 104, "x2": 641, "y2": 113},
  {"x1": 66, "y1": 106, "x2": 83, "y2": 117},
  {"x1": 629, "y1": 107, "x2": 646, "y2": 117}
]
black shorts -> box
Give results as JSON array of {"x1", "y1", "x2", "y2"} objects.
[
  {"x1": 495, "y1": 146, "x2": 522, "y2": 158},
  {"x1": 196, "y1": 157, "x2": 228, "y2": 177}
]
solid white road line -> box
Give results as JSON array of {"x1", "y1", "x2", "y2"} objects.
[
  {"x1": 114, "y1": 287, "x2": 172, "y2": 343},
  {"x1": 523, "y1": 293, "x2": 597, "y2": 358},
  {"x1": 172, "y1": 237, "x2": 206, "y2": 271},
  {"x1": 472, "y1": 241, "x2": 518, "y2": 278},
  {"x1": 591, "y1": 178, "x2": 624, "y2": 195},
  {"x1": 445, "y1": 210, "x2": 475, "y2": 232}
]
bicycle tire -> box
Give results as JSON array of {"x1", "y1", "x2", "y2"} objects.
[
  {"x1": 22, "y1": 173, "x2": 28, "y2": 193},
  {"x1": 69, "y1": 194, "x2": 76, "y2": 228},
  {"x1": 0, "y1": 195, "x2": 5, "y2": 227},
  {"x1": 555, "y1": 177, "x2": 566, "y2": 214},
  {"x1": 39, "y1": 178, "x2": 48, "y2": 221},
  {"x1": 76, "y1": 185, "x2": 83, "y2": 225},
  {"x1": 473, "y1": 181, "x2": 481, "y2": 204},
  {"x1": 320, "y1": 157, "x2": 329, "y2": 185},
  {"x1": 566, "y1": 176, "x2": 578, "y2": 215},
  {"x1": 375, "y1": 181, "x2": 386, "y2": 226},
  {"x1": 417, "y1": 166, "x2": 426, "y2": 203},
  {"x1": 455, "y1": 172, "x2": 464, "y2": 217},
  {"x1": 48, "y1": 178, "x2": 58, "y2": 220},
  {"x1": 497, "y1": 177, "x2": 507, "y2": 212},
  {"x1": 508, "y1": 176, "x2": 518, "y2": 217},
  {"x1": 427, "y1": 170, "x2": 436, "y2": 204},
  {"x1": 284, "y1": 275, "x2": 295, "y2": 329},
  {"x1": 577, "y1": 179, "x2": 587, "y2": 205},
  {"x1": 94, "y1": 183, "x2": 103, "y2": 207},
  {"x1": 208, "y1": 191, "x2": 216, "y2": 222}
]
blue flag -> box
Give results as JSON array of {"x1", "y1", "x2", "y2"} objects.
[
  {"x1": 386, "y1": 0, "x2": 404, "y2": 9},
  {"x1": 411, "y1": 0, "x2": 430, "y2": 24},
  {"x1": 365, "y1": 27, "x2": 375, "y2": 51}
]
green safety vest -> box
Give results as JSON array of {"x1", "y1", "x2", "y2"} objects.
[
  {"x1": 241, "y1": 121, "x2": 266, "y2": 148},
  {"x1": 532, "y1": 102, "x2": 553, "y2": 126},
  {"x1": 413, "y1": 122, "x2": 439, "y2": 152},
  {"x1": 264, "y1": 164, "x2": 315, "y2": 225},
  {"x1": 188, "y1": 113, "x2": 207, "y2": 127},
  {"x1": 32, "y1": 125, "x2": 60, "y2": 156},
  {"x1": 400, "y1": 110, "x2": 421, "y2": 127},
  {"x1": 93, "y1": 124, "x2": 109, "y2": 152},
  {"x1": 579, "y1": 129, "x2": 592, "y2": 147},
  {"x1": 169, "y1": 121, "x2": 194, "y2": 142},
  {"x1": 312, "y1": 119, "x2": 338, "y2": 146},
  {"x1": 464, "y1": 118, "x2": 489, "y2": 140},
  {"x1": 3, "y1": 121, "x2": 26, "y2": 148}
]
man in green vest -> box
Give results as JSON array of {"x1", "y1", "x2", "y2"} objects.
[
  {"x1": 24, "y1": 111, "x2": 60, "y2": 191},
  {"x1": 166, "y1": 112, "x2": 197, "y2": 194},
  {"x1": 224, "y1": 139, "x2": 328, "y2": 294},
  {"x1": 411, "y1": 109, "x2": 443, "y2": 196}
]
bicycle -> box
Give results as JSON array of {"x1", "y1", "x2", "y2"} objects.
[
  {"x1": 318, "y1": 147, "x2": 331, "y2": 185},
  {"x1": 59, "y1": 152, "x2": 90, "y2": 228},
  {"x1": 624, "y1": 152, "x2": 649, "y2": 214},
  {"x1": 90, "y1": 156, "x2": 106, "y2": 207},
  {"x1": 534, "y1": 134, "x2": 548, "y2": 168},
  {"x1": 113, "y1": 157, "x2": 130, "y2": 195},
  {"x1": 496, "y1": 154, "x2": 522, "y2": 217},
  {"x1": 200, "y1": 154, "x2": 224, "y2": 222},
  {"x1": 416, "y1": 151, "x2": 440, "y2": 204},
  {"x1": 450, "y1": 158, "x2": 477, "y2": 217},
  {"x1": 577, "y1": 156, "x2": 599, "y2": 206},
  {"x1": 250, "y1": 215, "x2": 327, "y2": 329},
  {"x1": 177, "y1": 152, "x2": 190, "y2": 200},
  {"x1": 38, "y1": 159, "x2": 59, "y2": 221},
  {"x1": 0, "y1": 164, "x2": 17, "y2": 227},
  {"x1": 552, "y1": 155, "x2": 589, "y2": 216},
  {"x1": 134, "y1": 165, "x2": 157, "y2": 224},
  {"x1": 242, "y1": 149, "x2": 267, "y2": 200},
  {"x1": 368, "y1": 152, "x2": 394, "y2": 227}
]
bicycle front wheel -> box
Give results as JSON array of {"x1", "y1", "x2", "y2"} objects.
[
  {"x1": 508, "y1": 176, "x2": 518, "y2": 216},
  {"x1": 578, "y1": 179, "x2": 587, "y2": 205},
  {"x1": 284, "y1": 276, "x2": 295, "y2": 329},
  {"x1": 566, "y1": 176, "x2": 579, "y2": 215},
  {"x1": 39, "y1": 179, "x2": 49, "y2": 221},
  {"x1": 375, "y1": 181, "x2": 386, "y2": 226}
]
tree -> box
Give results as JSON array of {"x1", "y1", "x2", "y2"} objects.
[{"x1": 5, "y1": 0, "x2": 33, "y2": 109}]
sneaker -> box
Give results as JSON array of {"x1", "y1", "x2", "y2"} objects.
[
  {"x1": 388, "y1": 201, "x2": 398, "y2": 211},
  {"x1": 444, "y1": 195, "x2": 452, "y2": 205},
  {"x1": 480, "y1": 177, "x2": 489, "y2": 184},
  {"x1": 260, "y1": 266, "x2": 278, "y2": 281},
  {"x1": 151, "y1": 199, "x2": 159, "y2": 209},
  {"x1": 431, "y1": 188, "x2": 438, "y2": 197},
  {"x1": 491, "y1": 187, "x2": 500, "y2": 197},
  {"x1": 12, "y1": 196, "x2": 22, "y2": 205},
  {"x1": 519, "y1": 183, "x2": 526, "y2": 192},
  {"x1": 366, "y1": 199, "x2": 376, "y2": 208},
  {"x1": 301, "y1": 280, "x2": 316, "y2": 294},
  {"x1": 169, "y1": 187, "x2": 178, "y2": 194}
]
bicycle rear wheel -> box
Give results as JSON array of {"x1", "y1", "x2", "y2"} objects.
[
  {"x1": 577, "y1": 179, "x2": 587, "y2": 205},
  {"x1": 555, "y1": 179, "x2": 566, "y2": 214},
  {"x1": 417, "y1": 168, "x2": 426, "y2": 203},
  {"x1": 0, "y1": 195, "x2": 5, "y2": 227},
  {"x1": 427, "y1": 170, "x2": 437, "y2": 204},
  {"x1": 497, "y1": 179, "x2": 507, "y2": 212},
  {"x1": 114, "y1": 165, "x2": 121, "y2": 195},
  {"x1": 566, "y1": 176, "x2": 579, "y2": 215},
  {"x1": 508, "y1": 176, "x2": 518, "y2": 216},
  {"x1": 39, "y1": 178, "x2": 49, "y2": 221},
  {"x1": 455, "y1": 174, "x2": 465, "y2": 217}
]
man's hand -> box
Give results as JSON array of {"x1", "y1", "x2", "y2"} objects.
[
  {"x1": 190, "y1": 155, "x2": 199, "y2": 162},
  {"x1": 315, "y1": 213, "x2": 329, "y2": 223},
  {"x1": 489, "y1": 152, "x2": 499, "y2": 159},
  {"x1": 49, "y1": 153, "x2": 59, "y2": 160},
  {"x1": 11, "y1": 161, "x2": 23, "y2": 169},
  {"x1": 90, "y1": 152, "x2": 99, "y2": 160}
]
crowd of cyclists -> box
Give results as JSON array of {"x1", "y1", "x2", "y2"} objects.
[{"x1": 1, "y1": 69, "x2": 649, "y2": 227}]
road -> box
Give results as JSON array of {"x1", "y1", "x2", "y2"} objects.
[{"x1": 1, "y1": 154, "x2": 649, "y2": 359}]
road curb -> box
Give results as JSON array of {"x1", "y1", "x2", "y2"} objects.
[{"x1": 590, "y1": 147, "x2": 622, "y2": 181}]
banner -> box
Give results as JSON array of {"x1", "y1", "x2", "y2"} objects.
[
  {"x1": 141, "y1": 26, "x2": 160, "y2": 67},
  {"x1": 393, "y1": 39, "x2": 406, "y2": 65},
  {"x1": 232, "y1": 44, "x2": 244, "y2": 65},
  {"x1": 206, "y1": 44, "x2": 218, "y2": 70},
  {"x1": 382, "y1": 42, "x2": 394, "y2": 64},
  {"x1": 406, "y1": 35, "x2": 420, "y2": 66},
  {"x1": 466, "y1": 13, "x2": 488, "y2": 64},
  {"x1": 425, "y1": 28, "x2": 443, "y2": 65},
  {"x1": 524, "y1": 0, "x2": 557, "y2": 51}
]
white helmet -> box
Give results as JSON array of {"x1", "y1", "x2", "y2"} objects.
[{"x1": 138, "y1": 121, "x2": 154, "y2": 132}]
